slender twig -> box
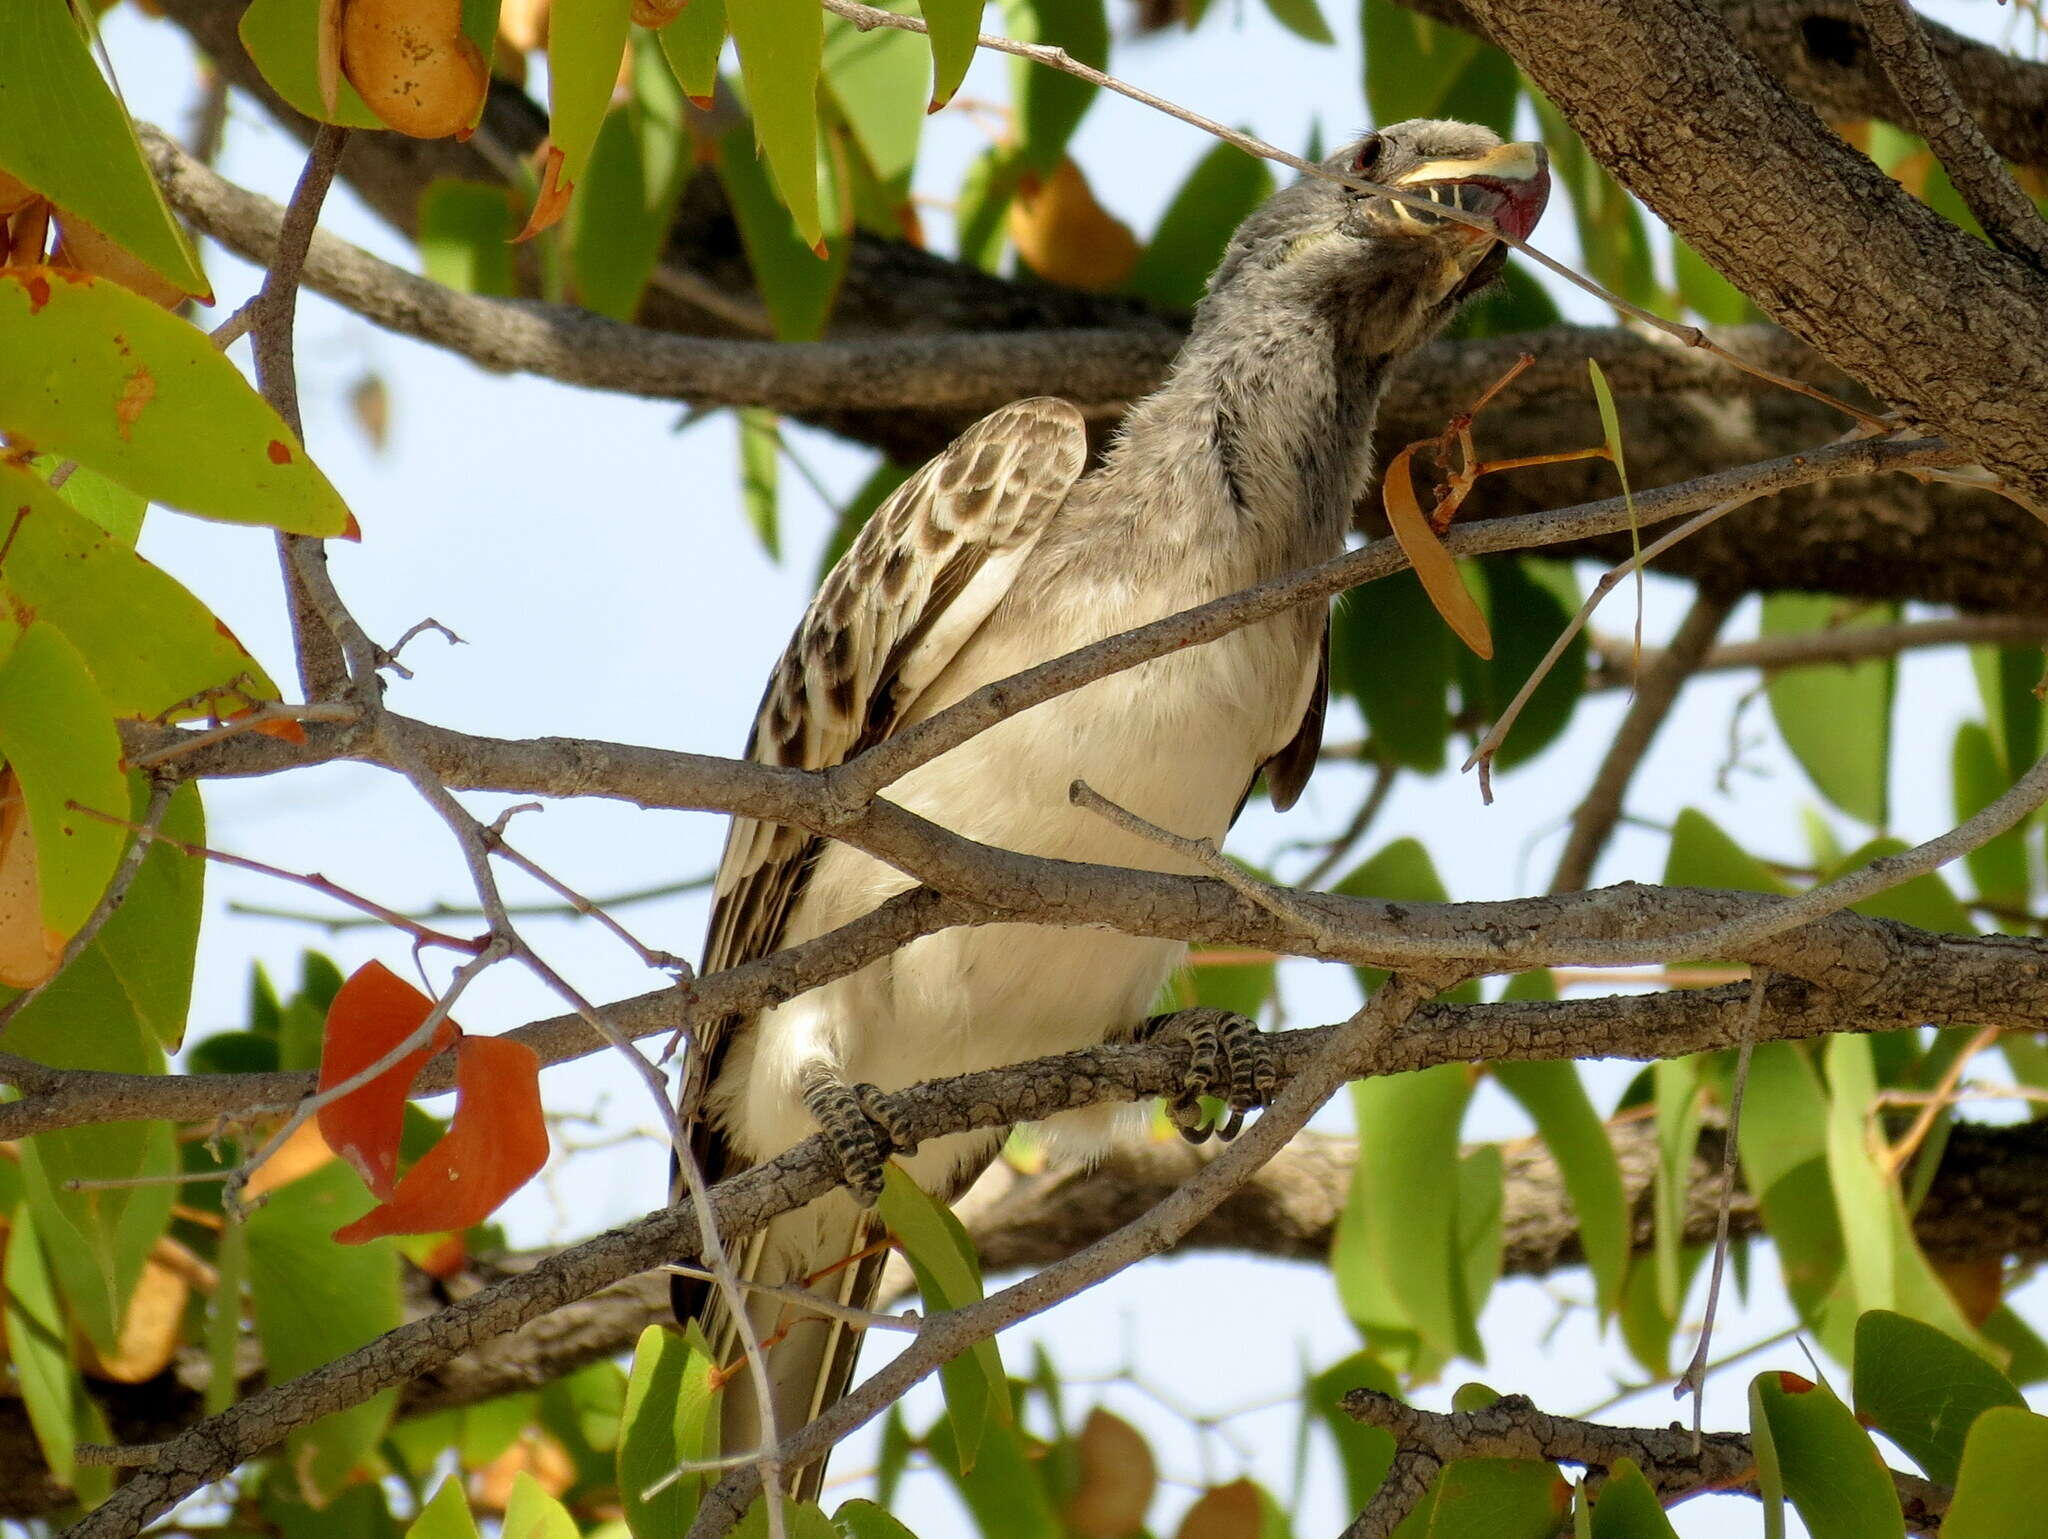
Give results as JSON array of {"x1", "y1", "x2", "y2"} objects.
[
  {"x1": 62, "y1": 803, "x2": 485, "y2": 954},
  {"x1": 249, "y1": 123, "x2": 352, "y2": 701},
  {"x1": 1070, "y1": 780, "x2": 1337, "y2": 949},
  {"x1": 1550, "y1": 588, "x2": 1737, "y2": 893},
  {"x1": 1852, "y1": 0, "x2": 2048, "y2": 270},
  {"x1": 1297, "y1": 757, "x2": 1397, "y2": 890},
  {"x1": 1463, "y1": 492, "x2": 1766, "y2": 783},
  {"x1": 228, "y1": 869, "x2": 716, "y2": 930},
  {"x1": 1587, "y1": 612, "x2": 2048, "y2": 689},
  {"x1": 0, "y1": 776, "x2": 175, "y2": 1034},
  {"x1": 1674, "y1": 970, "x2": 1766, "y2": 1450}
]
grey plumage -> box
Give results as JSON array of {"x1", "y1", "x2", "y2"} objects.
[{"x1": 673, "y1": 119, "x2": 1550, "y2": 1498}]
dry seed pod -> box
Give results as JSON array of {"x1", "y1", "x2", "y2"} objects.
[
  {"x1": 53, "y1": 210, "x2": 195, "y2": 307},
  {"x1": 340, "y1": 0, "x2": 488, "y2": 140}
]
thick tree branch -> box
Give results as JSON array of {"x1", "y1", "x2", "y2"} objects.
[
  {"x1": 1459, "y1": 0, "x2": 2048, "y2": 512},
  {"x1": 1391, "y1": 0, "x2": 2048, "y2": 169},
  {"x1": 1849, "y1": 0, "x2": 2048, "y2": 270},
  {"x1": 1338, "y1": 1388, "x2": 1950, "y2": 1536}
]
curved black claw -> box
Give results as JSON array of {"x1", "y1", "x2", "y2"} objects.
[
  {"x1": 801, "y1": 1067, "x2": 911, "y2": 1206},
  {"x1": 1142, "y1": 1007, "x2": 1277, "y2": 1144}
]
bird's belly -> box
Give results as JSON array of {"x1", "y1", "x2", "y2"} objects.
[{"x1": 719, "y1": 623, "x2": 1307, "y2": 1172}]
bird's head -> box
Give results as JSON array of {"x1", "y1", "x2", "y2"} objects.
[{"x1": 1202, "y1": 119, "x2": 1550, "y2": 360}]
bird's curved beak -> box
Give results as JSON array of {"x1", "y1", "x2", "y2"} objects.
[{"x1": 1390, "y1": 141, "x2": 1551, "y2": 243}]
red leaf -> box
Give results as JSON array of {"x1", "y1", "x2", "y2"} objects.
[
  {"x1": 1777, "y1": 1371, "x2": 1816, "y2": 1394},
  {"x1": 333, "y1": 1033, "x2": 548, "y2": 1243},
  {"x1": 316, "y1": 960, "x2": 460, "y2": 1200}
]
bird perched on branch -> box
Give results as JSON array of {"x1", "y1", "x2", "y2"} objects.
[{"x1": 673, "y1": 118, "x2": 1549, "y2": 1496}]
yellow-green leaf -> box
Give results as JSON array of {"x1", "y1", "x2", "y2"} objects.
[
  {"x1": 0, "y1": 464, "x2": 278, "y2": 718},
  {"x1": 0, "y1": 269, "x2": 352, "y2": 534},
  {"x1": 920, "y1": 0, "x2": 981, "y2": 109},
  {"x1": 3, "y1": 1200, "x2": 76, "y2": 1488},
  {"x1": 1945, "y1": 1406, "x2": 2048, "y2": 1538},
  {"x1": 1854, "y1": 1310, "x2": 2022, "y2": 1487},
  {"x1": 2, "y1": 0, "x2": 209, "y2": 296},
  {"x1": 239, "y1": 0, "x2": 386, "y2": 128},
  {"x1": 1749, "y1": 1371, "x2": 1903, "y2": 1539},
  {"x1": 418, "y1": 180, "x2": 518, "y2": 297},
  {"x1": 619, "y1": 1322, "x2": 720, "y2": 1539},
  {"x1": 658, "y1": 0, "x2": 727, "y2": 104},
  {"x1": 729, "y1": 0, "x2": 825, "y2": 248},
  {"x1": 548, "y1": 0, "x2": 637, "y2": 195},
  {"x1": 0, "y1": 621, "x2": 126, "y2": 936}
]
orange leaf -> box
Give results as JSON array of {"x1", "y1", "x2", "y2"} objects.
[
  {"x1": 1008, "y1": 159, "x2": 1140, "y2": 292},
  {"x1": 513, "y1": 144, "x2": 573, "y2": 243},
  {"x1": 333, "y1": 1033, "x2": 548, "y2": 1243},
  {"x1": 315, "y1": 961, "x2": 460, "y2": 1200},
  {"x1": 0, "y1": 768, "x2": 63, "y2": 987},
  {"x1": 1380, "y1": 443, "x2": 1493, "y2": 659}
]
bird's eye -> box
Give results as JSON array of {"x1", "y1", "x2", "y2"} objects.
[{"x1": 1350, "y1": 133, "x2": 1384, "y2": 178}]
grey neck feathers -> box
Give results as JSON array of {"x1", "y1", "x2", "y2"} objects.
[{"x1": 1104, "y1": 290, "x2": 1389, "y2": 564}]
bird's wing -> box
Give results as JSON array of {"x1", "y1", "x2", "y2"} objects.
[
  {"x1": 1260, "y1": 617, "x2": 1328, "y2": 813},
  {"x1": 688, "y1": 397, "x2": 1089, "y2": 1106}
]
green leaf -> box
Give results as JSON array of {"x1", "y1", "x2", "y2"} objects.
[
  {"x1": 1305, "y1": 1352, "x2": 1397, "y2": 1512},
  {"x1": 1944, "y1": 1406, "x2": 2048, "y2": 1538},
  {"x1": 955, "y1": 145, "x2": 1021, "y2": 274},
  {"x1": 574, "y1": 42, "x2": 695, "y2": 322},
  {"x1": 206, "y1": 1210, "x2": 246, "y2": 1414},
  {"x1": 1456, "y1": 1144, "x2": 1504, "y2": 1335},
  {"x1": 718, "y1": 124, "x2": 847, "y2": 340},
  {"x1": 1458, "y1": 559, "x2": 1586, "y2": 771},
  {"x1": 96, "y1": 774, "x2": 206, "y2": 1049},
  {"x1": 1762, "y1": 594, "x2": 1897, "y2": 827},
  {"x1": 2, "y1": 0, "x2": 209, "y2": 295},
  {"x1": 548, "y1": 0, "x2": 638, "y2": 194},
  {"x1": 1392, "y1": 1459, "x2": 1567, "y2": 1539},
  {"x1": 240, "y1": 0, "x2": 389, "y2": 129},
  {"x1": 1650, "y1": 1055, "x2": 1702, "y2": 1321},
  {"x1": 1737, "y1": 1042, "x2": 1843, "y2": 1317},
  {"x1": 246, "y1": 1159, "x2": 403, "y2": 1503},
  {"x1": 504, "y1": 1471, "x2": 582, "y2": 1539},
  {"x1": 1, "y1": 463, "x2": 279, "y2": 718},
  {"x1": 0, "y1": 620, "x2": 127, "y2": 936},
  {"x1": 738, "y1": 409, "x2": 782, "y2": 559},
  {"x1": 11, "y1": 946, "x2": 173, "y2": 1354},
  {"x1": 1127, "y1": 140, "x2": 1276, "y2": 311},
  {"x1": 1263, "y1": 0, "x2": 1334, "y2": 44},
  {"x1": 920, "y1": 0, "x2": 981, "y2": 109},
  {"x1": 1361, "y1": 1, "x2": 1516, "y2": 138},
  {"x1": 3, "y1": 1200, "x2": 77, "y2": 1489},
  {"x1": 1493, "y1": 1051, "x2": 1629, "y2": 1319},
  {"x1": 834, "y1": 1499, "x2": 920, "y2": 1539},
  {"x1": 407, "y1": 1479, "x2": 482, "y2": 1539},
  {"x1": 1003, "y1": 0, "x2": 1107, "y2": 173},
  {"x1": 1853, "y1": 1310, "x2": 2022, "y2": 1486},
  {"x1": 924, "y1": 1413, "x2": 1061, "y2": 1539},
  {"x1": 418, "y1": 180, "x2": 518, "y2": 297},
  {"x1": 878, "y1": 1163, "x2": 1011, "y2": 1470},
  {"x1": 1953, "y1": 721, "x2": 2029, "y2": 910},
  {"x1": 32, "y1": 453, "x2": 146, "y2": 543},
  {"x1": 619, "y1": 1323, "x2": 720, "y2": 1539},
  {"x1": 1183, "y1": 949, "x2": 1275, "y2": 1020},
  {"x1": 1334, "y1": 839, "x2": 1479, "y2": 1002},
  {"x1": 1588, "y1": 1459, "x2": 1679, "y2": 1539},
  {"x1": 1341, "y1": 1063, "x2": 1477, "y2": 1363},
  {"x1": 728, "y1": 0, "x2": 826, "y2": 247},
  {"x1": 825, "y1": 4, "x2": 928, "y2": 199},
  {"x1": 1824, "y1": 1035, "x2": 1895, "y2": 1317},
  {"x1": 1332, "y1": 571, "x2": 1451, "y2": 773},
  {"x1": 1584, "y1": 359, "x2": 1643, "y2": 640},
  {"x1": 1749, "y1": 1371, "x2": 1903, "y2": 1539},
  {"x1": 1663, "y1": 808, "x2": 1793, "y2": 898},
  {"x1": 0, "y1": 269, "x2": 353, "y2": 533},
  {"x1": 659, "y1": 0, "x2": 727, "y2": 103}
]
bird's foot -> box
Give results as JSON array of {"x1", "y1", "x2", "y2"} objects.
[
  {"x1": 1142, "y1": 1007, "x2": 1277, "y2": 1144},
  {"x1": 801, "y1": 1067, "x2": 913, "y2": 1206}
]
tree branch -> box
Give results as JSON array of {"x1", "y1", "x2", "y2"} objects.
[
  {"x1": 1338, "y1": 1388, "x2": 1950, "y2": 1536},
  {"x1": 1849, "y1": 0, "x2": 2048, "y2": 270},
  {"x1": 1460, "y1": 0, "x2": 2048, "y2": 513}
]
